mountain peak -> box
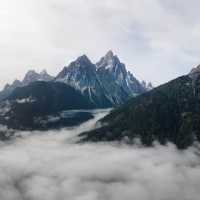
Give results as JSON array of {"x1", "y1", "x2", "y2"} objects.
[
  {"x1": 141, "y1": 80, "x2": 153, "y2": 91},
  {"x1": 25, "y1": 70, "x2": 37, "y2": 76},
  {"x1": 23, "y1": 70, "x2": 39, "y2": 83},
  {"x1": 13, "y1": 79, "x2": 21, "y2": 86},
  {"x1": 190, "y1": 64, "x2": 200, "y2": 74},
  {"x1": 105, "y1": 50, "x2": 114, "y2": 59},
  {"x1": 76, "y1": 55, "x2": 91, "y2": 64},
  {"x1": 56, "y1": 54, "x2": 96, "y2": 83},
  {"x1": 40, "y1": 69, "x2": 48, "y2": 75},
  {"x1": 189, "y1": 64, "x2": 200, "y2": 80},
  {"x1": 23, "y1": 69, "x2": 53, "y2": 85},
  {"x1": 97, "y1": 50, "x2": 121, "y2": 70}
]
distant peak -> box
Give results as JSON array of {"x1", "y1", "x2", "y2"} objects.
[
  {"x1": 4, "y1": 83, "x2": 11, "y2": 90},
  {"x1": 75, "y1": 55, "x2": 93, "y2": 66},
  {"x1": 25, "y1": 70, "x2": 37, "y2": 76},
  {"x1": 104, "y1": 50, "x2": 121, "y2": 63},
  {"x1": 105, "y1": 50, "x2": 114, "y2": 59},
  {"x1": 13, "y1": 79, "x2": 21, "y2": 85},
  {"x1": 190, "y1": 64, "x2": 200, "y2": 74},
  {"x1": 96, "y1": 50, "x2": 122, "y2": 70},
  {"x1": 189, "y1": 64, "x2": 200, "y2": 80},
  {"x1": 40, "y1": 69, "x2": 48, "y2": 75},
  {"x1": 77, "y1": 54, "x2": 90, "y2": 61}
]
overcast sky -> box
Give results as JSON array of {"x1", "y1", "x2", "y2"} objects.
[{"x1": 1, "y1": 0, "x2": 200, "y2": 89}]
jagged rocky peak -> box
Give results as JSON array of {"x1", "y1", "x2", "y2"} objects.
[
  {"x1": 24, "y1": 70, "x2": 38, "y2": 78},
  {"x1": 190, "y1": 64, "x2": 200, "y2": 73},
  {"x1": 72, "y1": 55, "x2": 95, "y2": 70},
  {"x1": 39, "y1": 69, "x2": 54, "y2": 81},
  {"x1": 23, "y1": 69, "x2": 53, "y2": 85},
  {"x1": 23, "y1": 70, "x2": 39, "y2": 84},
  {"x1": 104, "y1": 50, "x2": 114, "y2": 60},
  {"x1": 189, "y1": 64, "x2": 200, "y2": 80},
  {"x1": 76, "y1": 54, "x2": 91, "y2": 64},
  {"x1": 141, "y1": 81, "x2": 153, "y2": 91},
  {"x1": 40, "y1": 69, "x2": 48, "y2": 75},
  {"x1": 69, "y1": 55, "x2": 94, "y2": 69},
  {"x1": 147, "y1": 82, "x2": 153, "y2": 90},
  {"x1": 56, "y1": 55, "x2": 95, "y2": 80},
  {"x1": 13, "y1": 79, "x2": 21, "y2": 86},
  {"x1": 55, "y1": 54, "x2": 111, "y2": 107},
  {"x1": 97, "y1": 50, "x2": 123, "y2": 70}
]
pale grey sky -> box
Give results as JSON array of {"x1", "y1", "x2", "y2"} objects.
[{"x1": 1, "y1": 0, "x2": 200, "y2": 89}]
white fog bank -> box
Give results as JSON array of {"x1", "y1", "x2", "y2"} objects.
[{"x1": 0, "y1": 109, "x2": 199, "y2": 200}]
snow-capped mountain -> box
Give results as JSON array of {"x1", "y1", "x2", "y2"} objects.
[
  {"x1": 0, "y1": 70, "x2": 54, "y2": 101},
  {"x1": 0, "y1": 51, "x2": 149, "y2": 107},
  {"x1": 96, "y1": 51, "x2": 146, "y2": 104},
  {"x1": 55, "y1": 51, "x2": 147, "y2": 107},
  {"x1": 56, "y1": 55, "x2": 112, "y2": 107}
]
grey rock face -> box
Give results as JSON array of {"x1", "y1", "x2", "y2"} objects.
[
  {"x1": 56, "y1": 51, "x2": 146, "y2": 107},
  {"x1": 96, "y1": 51, "x2": 146, "y2": 105},
  {"x1": 56, "y1": 55, "x2": 112, "y2": 108}
]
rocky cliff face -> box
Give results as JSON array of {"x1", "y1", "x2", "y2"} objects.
[
  {"x1": 96, "y1": 51, "x2": 146, "y2": 105},
  {"x1": 56, "y1": 55, "x2": 112, "y2": 108},
  {"x1": 55, "y1": 51, "x2": 146, "y2": 107}
]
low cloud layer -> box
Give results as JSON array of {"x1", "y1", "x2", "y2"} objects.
[{"x1": 0, "y1": 110, "x2": 199, "y2": 200}]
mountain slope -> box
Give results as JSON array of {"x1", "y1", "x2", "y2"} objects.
[
  {"x1": 80, "y1": 69, "x2": 200, "y2": 149},
  {"x1": 0, "y1": 81, "x2": 94, "y2": 130}
]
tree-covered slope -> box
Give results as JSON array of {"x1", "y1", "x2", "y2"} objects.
[
  {"x1": 0, "y1": 81, "x2": 94, "y2": 130},
  {"x1": 80, "y1": 75, "x2": 200, "y2": 149}
]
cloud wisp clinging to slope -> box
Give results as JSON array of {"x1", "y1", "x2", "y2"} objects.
[{"x1": 0, "y1": 111, "x2": 199, "y2": 200}]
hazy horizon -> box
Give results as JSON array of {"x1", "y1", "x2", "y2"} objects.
[{"x1": 1, "y1": 0, "x2": 200, "y2": 89}]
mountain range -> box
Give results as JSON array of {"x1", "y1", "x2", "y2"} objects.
[
  {"x1": 80, "y1": 65, "x2": 200, "y2": 149},
  {"x1": 0, "y1": 50, "x2": 200, "y2": 149},
  {"x1": 0, "y1": 51, "x2": 150, "y2": 130},
  {"x1": 55, "y1": 50, "x2": 150, "y2": 106},
  {"x1": 0, "y1": 51, "x2": 150, "y2": 105}
]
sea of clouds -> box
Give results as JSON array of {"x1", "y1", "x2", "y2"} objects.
[{"x1": 0, "y1": 109, "x2": 199, "y2": 200}]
